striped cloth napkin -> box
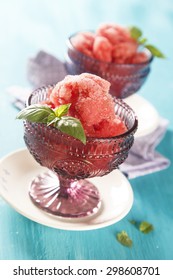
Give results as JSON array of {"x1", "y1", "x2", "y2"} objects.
[{"x1": 8, "y1": 50, "x2": 170, "y2": 179}]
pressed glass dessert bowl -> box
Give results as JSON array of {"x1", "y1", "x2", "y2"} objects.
[
  {"x1": 65, "y1": 33, "x2": 153, "y2": 99},
  {"x1": 23, "y1": 85, "x2": 138, "y2": 218}
]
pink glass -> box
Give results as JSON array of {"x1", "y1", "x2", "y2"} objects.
[
  {"x1": 65, "y1": 33, "x2": 153, "y2": 99},
  {"x1": 24, "y1": 86, "x2": 138, "y2": 218}
]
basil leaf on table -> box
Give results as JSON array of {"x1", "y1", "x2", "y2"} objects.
[
  {"x1": 139, "y1": 221, "x2": 154, "y2": 234},
  {"x1": 116, "y1": 231, "x2": 133, "y2": 247}
]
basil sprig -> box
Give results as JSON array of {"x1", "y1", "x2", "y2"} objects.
[
  {"x1": 16, "y1": 104, "x2": 86, "y2": 144},
  {"x1": 129, "y1": 26, "x2": 165, "y2": 58}
]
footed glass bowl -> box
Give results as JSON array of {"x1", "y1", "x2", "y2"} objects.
[
  {"x1": 24, "y1": 86, "x2": 138, "y2": 218},
  {"x1": 65, "y1": 33, "x2": 153, "y2": 99}
]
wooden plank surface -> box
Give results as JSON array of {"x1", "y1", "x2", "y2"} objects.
[{"x1": 0, "y1": 0, "x2": 173, "y2": 260}]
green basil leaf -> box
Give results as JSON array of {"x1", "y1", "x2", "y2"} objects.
[
  {"x1": 129, "y1": 26, "x2": 165, "y2": 59},
  {"x1": 116, "y1": 231, "x2": 133, "y2": 247},
  {"x1": 138, "y1": 37, "x2": 147, "y2": 45},
  {"x1": 55, "y1": 116, "x2": 86, "y2": 144},
  {"x1": 47, "y1": 116, "x2": 60, "y2": 126},
  {"x1": 47, "y1": 113, "x2": 58, "y2": 123},
  {"x1": 139, "y1": 221, "x2": 154, "y2": 234},
  {"x1": 16, "y1": 103, "x2": 86, "y2": 144},
  {"x1": 129, "y1": 26, "x2": 142, "y2": 40},
  {"x1": 54, "y1": 104, "x2": 71, "y2": 117},
  {"x1": 145, "y1": 44, "x2": 165, "y2": 58},
  {"x1": 16, "y1": 105, "x2": 55, "y2": 123}
]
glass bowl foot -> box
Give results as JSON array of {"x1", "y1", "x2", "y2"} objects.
[{"x1": 29, "y1": 171, "x2": 101, "y2": 218}]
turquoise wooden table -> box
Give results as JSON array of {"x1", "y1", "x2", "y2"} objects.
[{"x1": 0, "y1": 0, "x2": 173, "y2": 260}]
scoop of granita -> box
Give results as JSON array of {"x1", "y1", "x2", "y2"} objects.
[
  {"x1": 46, "y1": 73, "x2": 127, "y2": 137},
  {"x1": 96, "y1": 23, "x2": 132, "y2": 45},
  {"x1": 112, "y1": 41, "x2": 138, "y2": 63},
  {"x1": 71, "y1": 31, "x2": 95, "y2": 57},
  {"x1": 93, "y1": 36, "x2": 113, "y2": 62}
]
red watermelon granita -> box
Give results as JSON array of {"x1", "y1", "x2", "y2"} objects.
[
  {"x1": 71, "y1": 24, "x2": 147, "y2": 64},
  {"x1": 65, "y1": 23, "x2": 165, "y2": 98},
  {"x1": 45, "y1": 73, "x2": 127, "y2": 137}
]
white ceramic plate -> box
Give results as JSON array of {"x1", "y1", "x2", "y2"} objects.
[
  {"x1": 124, "y1": 94, "x2": 160, "y2": 138},
  {"x1": 0, "y1": 149, "x2": 133, "y2": 231}
]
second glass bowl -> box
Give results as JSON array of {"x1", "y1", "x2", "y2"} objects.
[{"x1": 65, "y1": 33, "x2": 153, "y2": 99}]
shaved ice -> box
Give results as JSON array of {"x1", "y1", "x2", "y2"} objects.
[
  {"x1": 46, "y1": 73, "x2": 127, "y2": 137},
  {"x1": 70, "y1": 23, "x2": 148, "y2": 64}
]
